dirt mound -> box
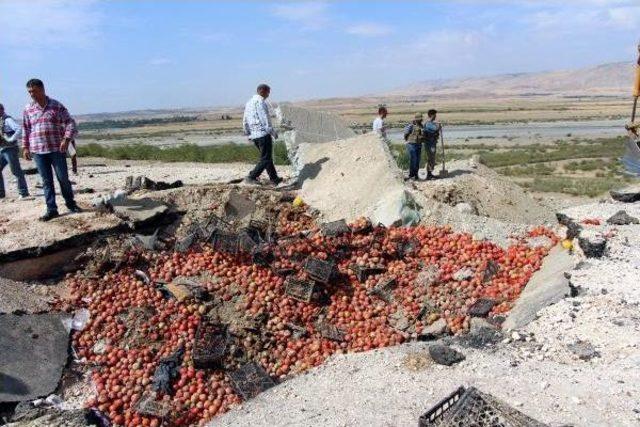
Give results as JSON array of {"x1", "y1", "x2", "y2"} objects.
[{"x1": 415, "y1": 159, "x2": 555, "y2": 226}]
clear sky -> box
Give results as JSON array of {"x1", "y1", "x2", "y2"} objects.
[{"x1": 1, "y1": 0, "x2": 639, "y2": 115}]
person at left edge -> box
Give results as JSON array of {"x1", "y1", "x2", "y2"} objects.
[{"x1": 22, "y1": 78, "x2": 82, "y2": 222}]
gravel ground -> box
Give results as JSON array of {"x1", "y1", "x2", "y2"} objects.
[
  {"x1": 212, "y1": 200, "x2": 640, "y2": 427},
  {"x1": 0, "y1": 277, "x2": 53, "y2": 314}
]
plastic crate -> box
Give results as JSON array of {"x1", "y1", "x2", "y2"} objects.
[
  {"x1": 192, "y1": 322, "x2": 229, "y2": 369},
  {"x1": 285, "y1": 278, "x2": 316, "y2": 303},
  {"x1": 175, "y1": 233, "x2": 197, "y2": 253},
  {"x1": 320, "y1": 219, "x2": 351, "y2": 237},
  {"x1": 418, "y1": 386, "x2": 548, "y2": 427},
  {"x1": 211, "y1": 231, "x2": 239, "y2": 254},
  {"x1": 229, "y1": 362, "x2": 276, "y2": 400},
  {"x1": 353, "y1": 265, "x2": 387, "y2": 283},
  {"x1": 238, "y1": 231, "x2": 259, "y2": 254},
  {"x1": 315, "y1": 319, "x2": 345, "y2": 341},
  {"x1": 135, "y1": 392, "x2": 170, "y2": 418},
  {"x1": 397, "y1": 238, "x2": 420, "y2": 257},
  {"x1": 304, "y1": 257, "x2": 336, "y2": 284},
  {"x1": 369, "y1": 277, "x2": 397, "y2": 303},
  {"x1": 252, "y1": 248, "x2": 275, "y2": 267},
  {"x1": 273, "y1": 267, "x2": 296, "y2": 277}
]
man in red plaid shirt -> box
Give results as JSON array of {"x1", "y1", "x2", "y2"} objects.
[{"x1": 22, "y1": 79, "x2": 81, "y2": 221}]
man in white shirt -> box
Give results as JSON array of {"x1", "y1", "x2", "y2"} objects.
[
  {"x1": 372, "y1": 106, "x2": 388, "y2": 139},
  {"x1": 243, "y1": 84, "x2": 282, "y2": 185},
  {"x1": 0, "y1": 103, "x2": 30, "y2": 199}
]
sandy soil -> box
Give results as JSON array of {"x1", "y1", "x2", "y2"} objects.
[{"x1": 212, "y1": 200, "x2": 640, "y2": 427}]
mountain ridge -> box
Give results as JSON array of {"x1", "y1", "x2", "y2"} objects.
[{"x1": 383, "y1": 61, "x2": 634, "y2": 98}]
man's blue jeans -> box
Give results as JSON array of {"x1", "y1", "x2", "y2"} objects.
[
  {"x1": 406, "y1": 143, "x2": 422, "y2": 178},
  {"x1": 33, "y1": 151, "x2": 76, "y2": 213},
  {"x1": 0, "y1": 147, "x2": 29, "y2": 197}
]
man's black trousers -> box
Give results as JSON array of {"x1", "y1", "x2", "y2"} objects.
[{"x1": 249, "y1": 134, "x2": 279, "y2": 181}]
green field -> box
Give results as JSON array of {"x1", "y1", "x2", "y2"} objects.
[{"x1": 78, "y1": 136, "x2": 635, "y2": 197}]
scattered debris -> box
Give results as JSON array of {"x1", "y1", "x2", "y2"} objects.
[
  {"x1": 353, "y1": 265, "x2": 386, "y2": 282},
  {"x1": 420, "y1": 318, "x2": 448, "y2": 340},
  {"x1": 111, "y1": 197, "x2": 170, "y2": 229},
  {"x1": 416, "y1": 265, "x2": 440, "y2": 288},
  {"x1": 135, "y1": 392, "x2": 171, "y2": 419},
  {"x1": 467, "y1": 298, "x2": 497, "y2": 317},
  {"x1": 152, "y1": 346, "x2": 185, "y2": 394},
  {"x1": 578, "y1": 231, "x2": 607, "y2": 258},
  {"x1": 125, "y1": 175, "x2": 183, "y2": 192},
  {"x1": 461, "y1": 318, "x2": 502, "y2": 349},
  {"x1": 428, "y1": 344, "x2": 466, "y2": 366},
  {"x1": 388, "y1": 309, "x2": 414, "y2": 333},
  {"x1": 556, "y1": 212, "x2": 582, "y2": 240},
  {"x1": 606, "y1": 210, "x2": 639, "y2": 225},
  {"x1": 320, "y1": 219, "x2": 351, "y2": 237},
  {"x1": 568, "y1": 340, "x2": 600, "y2": 361}
]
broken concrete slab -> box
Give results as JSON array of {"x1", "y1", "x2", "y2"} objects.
[
  {"x1": 224, "y1": 191, "x2": 256, "y2": 222},
  {"x1": 503, "y1": 245, "x2": 574, "y2": 330},
  {"x1": 0, "y1": 313, "x2": 69, "y2": 402},
  {"x1": 610, "y1": 184, "x2": 640, "y2": 203},
  {"x1": 295, "y1": 133, "x2": 420, "y2": 226},
  {"x1": 111, "y1": 197, "x2": 170, "y2": 229}
]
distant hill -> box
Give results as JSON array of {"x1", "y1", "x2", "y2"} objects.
[{"x1": 384, "y1": 62, "x2": 634, "y2": 99}]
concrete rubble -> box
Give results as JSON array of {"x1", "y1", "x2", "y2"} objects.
[
  {"x1": 278, "y1": 105, "x2": 420, "y2": 226},
  {"x1": 0, "y1": 314, "x2": 70, "y2": 403},
  {"x1": 503, "y1": 246, "x2": 574, "y2": 330}
]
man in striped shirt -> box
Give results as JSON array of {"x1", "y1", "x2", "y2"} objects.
[{"x1": 22, "y1": 79, "x2": 81, "y2": 221}]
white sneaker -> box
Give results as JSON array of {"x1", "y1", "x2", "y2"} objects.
[{"x1": 18, "y1": 195, "x2": 34, "y2": 201}]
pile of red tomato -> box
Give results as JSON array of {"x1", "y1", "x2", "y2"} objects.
[{"x1": 61, "y1": 209, "x2": 556, "y2": 427}]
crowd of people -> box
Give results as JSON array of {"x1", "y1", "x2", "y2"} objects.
[{"x1": 1, "y1": 82, "x2": 442, "y2": 222}]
